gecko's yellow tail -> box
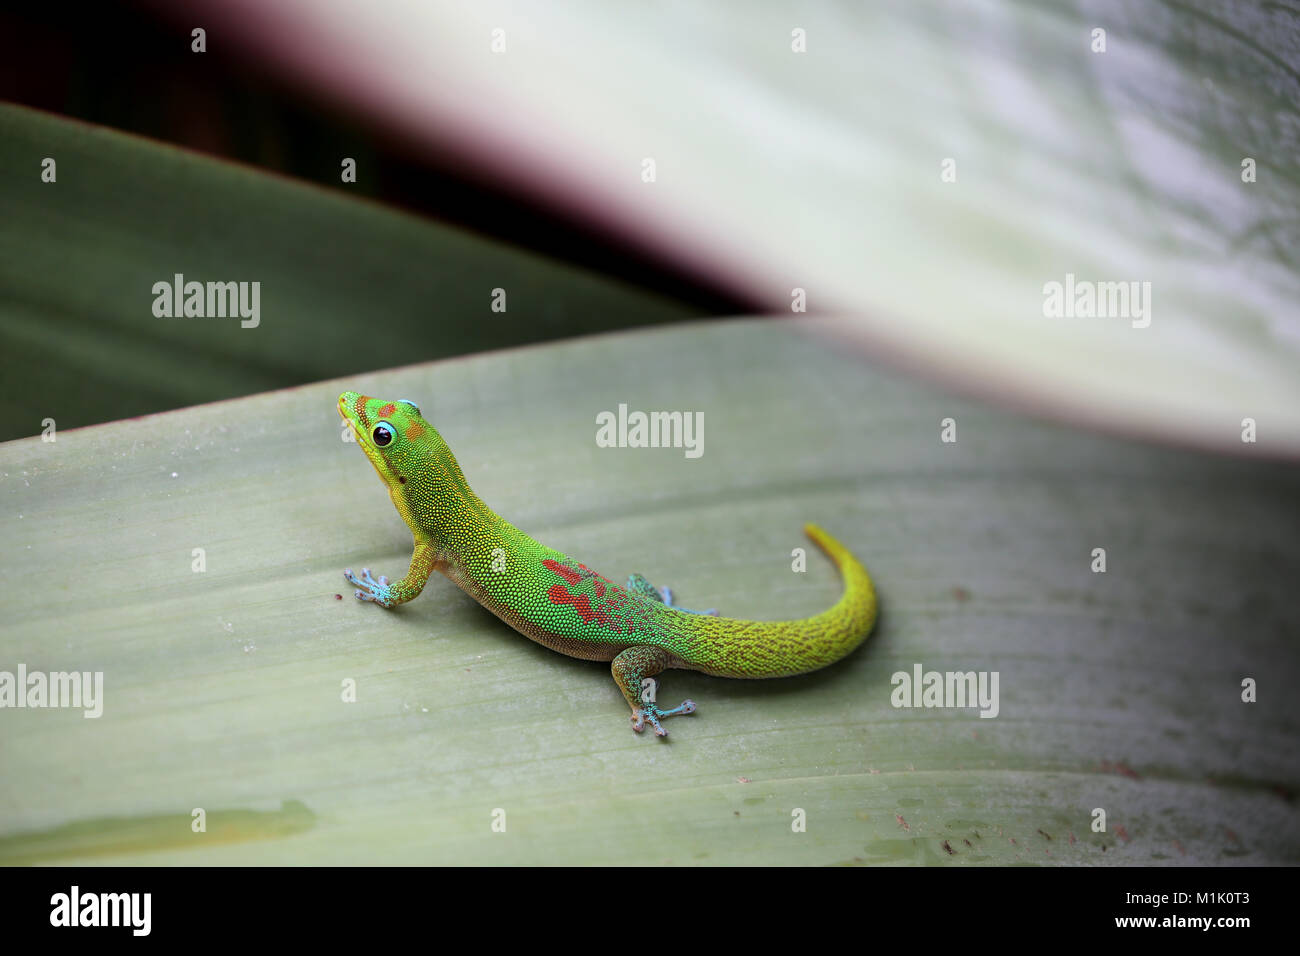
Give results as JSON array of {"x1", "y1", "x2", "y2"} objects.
[{"x1": 675, "y1": 523, "x2": 878, "y2": 679}]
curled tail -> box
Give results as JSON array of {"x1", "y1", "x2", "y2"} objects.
[{"x1": 673, "y1": 523, "x2": 878, "y2": 679}]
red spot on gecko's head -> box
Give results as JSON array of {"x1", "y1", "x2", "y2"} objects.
[{"x1": 378, "y1": 403, "x2": 396, "y2": 418}]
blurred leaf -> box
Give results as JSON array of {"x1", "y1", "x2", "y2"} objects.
[
  {"x1": 0, "y1": 102, "x2": 700, "y2": 441},
  {"x1": 2, "y1": 320, "x2": 1296, "y2": 864},
  {"x1": 190, "y1": 0, "x2": 1300, "y2": 453}
]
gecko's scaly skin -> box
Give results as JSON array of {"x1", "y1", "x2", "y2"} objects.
[{"x1": 339, "y1": 392, "x2": 878, "y2": 737}]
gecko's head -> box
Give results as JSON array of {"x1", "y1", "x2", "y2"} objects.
[{"x1": 337, "y1": 392, "x2": 464, "y2": 502}]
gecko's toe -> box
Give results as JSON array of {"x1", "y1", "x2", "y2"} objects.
[
  {"x1": 344, "y1": 568, "x2": 394, "y2": 607},
  {"x1": 629, "y1": 700, "x2": 694, "y2": 738}
]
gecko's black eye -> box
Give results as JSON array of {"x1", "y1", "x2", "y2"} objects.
[
  {"x1": 397, "y1": 399, "x2": 421, "y2": 415},
  {"x1": 372, "y1": 422, "x2": 396, "y2": 448}
]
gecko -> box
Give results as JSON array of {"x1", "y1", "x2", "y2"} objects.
[{"x1": 338, "y1": 391, "x2": 878, "y2": 737}]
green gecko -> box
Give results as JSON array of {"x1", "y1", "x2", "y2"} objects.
[{"x1": 339, "y1": 391, "x2": 878, "y2": 737}]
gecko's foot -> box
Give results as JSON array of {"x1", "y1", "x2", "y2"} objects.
[
  {"x1": 630, "y1": 699, "x2": 697, "y2": 737},
  {"x1": 660, "y1": 587, "x2": 719, "y2": 617},
  {"x1": 627, "y1": 574, "x2": 719, "y2": 616},
  {"x1": 343, "y1": 567, "x2": 395, "y2": 608}
]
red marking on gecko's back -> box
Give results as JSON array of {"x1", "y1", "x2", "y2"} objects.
[
  {"x1": 546, "y1": 584, "x2": 619, "y2": 631},
  {"x1": 542, "y1": 559, "x2": 582, "y2": 586},
  {"x1": 541, "y1": 559, "x2": 644, "y2": 635},
  {"x1": 576, "y1": 563, "x2": 614, "y2": 597}
]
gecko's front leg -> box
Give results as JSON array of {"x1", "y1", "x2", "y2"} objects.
[{"x1": 345, "y1": 542, "x2": 440, "y2": 608}]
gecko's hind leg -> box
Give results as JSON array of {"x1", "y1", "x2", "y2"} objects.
[
  {"x1": 626, "y1": 573, "x2": 719, "y2": 616},
  {"x1": 611, "y1": 645, "x2": 696, "y2": 737}
]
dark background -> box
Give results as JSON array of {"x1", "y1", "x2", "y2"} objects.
[
  {"x1": 0, "y1": 1, "x2": 746, "y2": 312},
  {"x1": 0, "y1": 1, "x2": 751, "y2": 441}
]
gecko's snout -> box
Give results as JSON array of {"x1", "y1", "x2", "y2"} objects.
[{"x1": 338, "y1": 391, "x2": 371, "y2": 422}]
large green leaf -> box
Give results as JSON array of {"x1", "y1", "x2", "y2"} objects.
[
  {"x1": 0, "y1": 102, "x2": 700, "y2": 442},
  {"x1": 2, "y1": 320, "x2": 1296, "y2": 864}
]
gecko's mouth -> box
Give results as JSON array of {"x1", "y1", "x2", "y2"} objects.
[{"x1": 338, "y1": 396, "x2": 400, "y2": 484}]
